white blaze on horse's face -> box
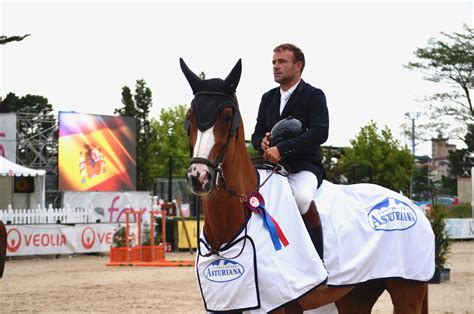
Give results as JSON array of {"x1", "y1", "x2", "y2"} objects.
[{"x1": 187, "y1": 126, "x2": 215, "y2": 194}]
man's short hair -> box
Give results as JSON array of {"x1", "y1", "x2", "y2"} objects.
[{"x1": 274, "y1": 43, "x2": 305, "y2": 72}]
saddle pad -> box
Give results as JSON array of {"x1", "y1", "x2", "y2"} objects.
[
  {"x1": 196, "y1": 169, "x2": 328, "y2": 313},
  {"x1": 314, "y1": 180, "x2": 435, "y2": 286},
  {"x1": 197, "y1": 236, "x2": 260, "y2": 312}
]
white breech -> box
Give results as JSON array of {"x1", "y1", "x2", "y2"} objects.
[{"x1": 287, "y1": 170, "x2": 320, "y2": 215}]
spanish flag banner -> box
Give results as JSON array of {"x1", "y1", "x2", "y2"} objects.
[{"x1": 58, "y1": 112, "x2": 136, "y2": 191}]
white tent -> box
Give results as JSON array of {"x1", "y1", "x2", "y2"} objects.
[{"x1": 0, "y1": 156, "x2": 46, "y2": 210}]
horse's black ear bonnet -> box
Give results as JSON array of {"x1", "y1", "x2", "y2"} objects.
[
  {"x1": 180, "y1": 58, "x2": 241, "y2": 133},
  {"x1": 269, "y1": 117, "x2": 304, "y2": 147}
]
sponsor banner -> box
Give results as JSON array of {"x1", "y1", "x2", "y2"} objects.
[
  {"x1": 6, "y1": 223, "x2": 138, "y2": 256},
  {"x1": 63, "y1": 191, "x2": 151, "y2": 223},
  {"x1": 177, "y1": 220, "x2": 202, "y2": 249},
  {"x1": 0, "y1": 113, "x2": 17, "y2": 162},
  {"x1": 445, "y1": 218, "x2": 474, "y2": 239},
  {"x1": 58, "y1": 112, "x2": 136, "y2": 191},
  {"x1": 368, "y1": 197, "x2": 417, "y2": 231}
]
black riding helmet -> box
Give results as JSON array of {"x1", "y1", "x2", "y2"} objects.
[{"x1": 269, "y1": 117, "x2": 304, "y2": 147}]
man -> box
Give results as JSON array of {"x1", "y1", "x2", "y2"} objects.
[{"x1": 252, "y1": 43, "x2": 329, "y2": 260}]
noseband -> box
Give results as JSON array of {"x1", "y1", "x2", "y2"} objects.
[{"x1": 187, "y1": 92, "x2": 245, "y2": 199}]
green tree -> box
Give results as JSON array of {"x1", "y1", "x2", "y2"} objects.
[
  {"x1": 0, "y1": 92, "x2": 55, "y2": 165},
  {"x1": 448, "y1": 123, "x2": 474, "y2": 177},
  {"x1": 0, "y1": 34, "x2": 30, "y2": 45},
  {"x1": 149, "y1": 105, "x2": 189, "y2": 178},
  {"x1": 321, "y1": 146, "x2": 345, "y2": 183},
  {"x1": 114, "y1": 80, "x2": 154, "y2": 191},
  {"x1": 405, "y1": 24, "x2": 473, "y2": 141},
  {"x1": 339, "y1": 121, "x2": 414, "y2": 192}
]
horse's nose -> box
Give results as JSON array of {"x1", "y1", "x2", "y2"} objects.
[{"x1": 187, "y1": 165, "x2": 213, "y2": 194}]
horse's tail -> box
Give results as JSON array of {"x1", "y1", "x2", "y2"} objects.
[{"x1": 0, "y1": 220, "x2": 6, "y2": 278}]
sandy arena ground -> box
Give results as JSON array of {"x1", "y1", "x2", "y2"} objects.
[{"x1": 1, "y1": 241, "x2": 473, "y2": 313}]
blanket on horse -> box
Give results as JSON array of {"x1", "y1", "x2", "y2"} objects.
[
  {"x1": 196, "y1": 170, "x2": 328, "y2": 313},
  {"x1": 314, "y1": 180, "x2": 435, "y2": 286}
]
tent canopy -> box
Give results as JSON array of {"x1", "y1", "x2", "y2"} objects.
[{"x1": 0, "y1": 156, "x2": 46, "y2": 177}]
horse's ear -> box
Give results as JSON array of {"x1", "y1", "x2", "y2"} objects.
[
  {"x1": 180, "y1": 58, "x2": 201, "y2": 94},
  {"x1": 224, "y1": 59, "x2": 242, "y2": 93}
]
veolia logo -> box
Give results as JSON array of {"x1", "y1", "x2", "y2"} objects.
[
  {"x1": 81, "y1": 226, "x2": 96, "y2": 250},
  {"x1": 7, "y1": 228, "x2": 21, "y2": 253},
  {"x1": 204, "y1": 259, "x2": 245, "y2": 283},
  {"x1": 368, "y1": 197, "x2": 417, "y2": 231}
]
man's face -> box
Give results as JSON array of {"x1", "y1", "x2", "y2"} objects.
[{"x1": 272, "y1": 49, "x2": 301, "y2": 85}]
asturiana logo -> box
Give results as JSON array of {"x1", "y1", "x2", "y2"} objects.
[
  {"x1": 368, "y1": 197, "x2": 417, "y2": 231},
  {"x1": 204, "y1": 259, "x2": 245, "y2": 283}
]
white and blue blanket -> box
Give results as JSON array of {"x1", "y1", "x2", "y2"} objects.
[
  {"x1": 196, "y1": 170, "x2": 435, "y2": 312},
  {"x1": 196, "y1": 170, "x2": 328, "y2": 313},
  {"x1": 314, "y1": 180, "x2": 435, "y2": 286}
]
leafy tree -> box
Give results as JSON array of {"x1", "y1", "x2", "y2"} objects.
[
  {"x1": 321, "y1": 146, "x2": 345, "y2": 183},
  {"x1": 114, "y1": 80, "x2": 154, "y2": 191},
  {"x1": 0, "y1": 92, "x2": 55, "y2": 165},
  {"x1": 339, "y1": 121, "x2": 414, "y2": 192},
  {"x1": 448, "y1": 123, "x2": 474, "y2": 177},
  {"x1": 149, "y1": 105, "x2": 189, "y2": 178},
  {"x1": 405, "y1": 24, "x2": 473, "y2": 141},
  {"x1": 0, "y1": 34, "x2": 30, "y2": 45}
]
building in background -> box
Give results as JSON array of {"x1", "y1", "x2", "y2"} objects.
[{"x1": 430, "y1": 134, "x2": 456, "y2": 182}]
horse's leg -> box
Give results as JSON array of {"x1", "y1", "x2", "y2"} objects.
[
  {"x1": 335, "y1": 280, "x2": 386, "y2": 314},
  {"x1": 385, "y1": 279, "x2": 428, "y2": 314},
  {"x1": 297, "y1": 286, "x2": 355, "y2": 311},
  {"x1": 0, "y1": 220, "x2": 7, "y2": 278},
  {"x1": 271, "y1": 301, "x2": 302, "y2": 314}
]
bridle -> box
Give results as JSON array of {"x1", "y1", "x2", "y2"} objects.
[
  {"x1": 187, "y1": 91, "x2": 285, "y2": 258},
  {"x1": 186, "y1": 91, "x2": 246, "y2": 200}
]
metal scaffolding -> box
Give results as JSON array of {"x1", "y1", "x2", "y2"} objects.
[{"x1": 16, "y1": 112, "x2": 60, "y2": 207}]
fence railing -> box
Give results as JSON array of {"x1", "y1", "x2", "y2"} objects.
[{"x1": 0, "y1": 204, "x2": 96, "y2": 225}]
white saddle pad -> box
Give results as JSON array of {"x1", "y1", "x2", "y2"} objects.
[
  {"x1": 314, "y1": 180, "x2": 435, "y2": 286},
  {"x1": 196, "y1": 170, "x2": 328, "y2": 313}
]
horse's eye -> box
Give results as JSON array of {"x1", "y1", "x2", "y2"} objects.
[{"x1": 222, "y1": 114, "x2": 232, "y2": 124}]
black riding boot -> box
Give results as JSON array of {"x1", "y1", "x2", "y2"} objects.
[{"x1": 301, "y1": 201, "x2": 324, "y2": 261}]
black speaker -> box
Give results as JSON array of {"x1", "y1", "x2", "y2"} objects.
[{"x1": 14, "y1": 176, "x2": 34, "y2": 193}]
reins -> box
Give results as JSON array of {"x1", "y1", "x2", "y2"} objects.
[{"x1": 188, "y1": 92, "x2": 286, "y2": 257}]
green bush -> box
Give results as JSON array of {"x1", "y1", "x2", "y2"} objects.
[
  {"x1": 437, "y1": 204, "x2": 472, "y2": 218},
  {"x1": 142, "y1": 221, "x2": 162, "y2": 246},
  {"x1": 112, "y1": 224, "x2": 126, "y2": 248},
  {"x1": 429, "y1": 205, "x2": 451, "y2": 267}
]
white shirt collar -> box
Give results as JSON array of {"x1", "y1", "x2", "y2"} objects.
[{"x1": 280, "y1": 79, "x2": 301, "y2": 99}]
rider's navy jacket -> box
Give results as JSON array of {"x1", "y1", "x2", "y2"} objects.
[{"x1": 251, "y1": 80, "x2": 329, "y2": 181}]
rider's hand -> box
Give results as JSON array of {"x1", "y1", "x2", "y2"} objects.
[
  {"x1": 261, "y1": 132, "x2": 271, "y2": 151},
  {"x1": 263, "y1": 146, "x2": 281, "y2": 164}
]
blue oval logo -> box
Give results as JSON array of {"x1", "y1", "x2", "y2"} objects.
[
  {"x1": 368, "y1": 197, "x2": 417, "y2": 231},
  {"x1": 204, "y1": 259, "x2": 245, "y2": 283}
]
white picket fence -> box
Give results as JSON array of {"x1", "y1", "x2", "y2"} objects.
[{"x1": 0, "y1": 204, "x2": 96, "y2": 225}]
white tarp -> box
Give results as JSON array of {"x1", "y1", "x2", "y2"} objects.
[
  {"x1": 63, "y1": 191, "x2": 152, "y2": 223},
  {"x1": 0, "y1": 113, "x2": 17, "y2": 163},
  {"x1": 0, "y1": 156, "x2": 46, "y2": 210},
  {"x1": 0, "y1": 156, "x2": 46, "y2": 176},
  {"x1": 5, "y1": 223, "x2": 138, "y2": 256}
]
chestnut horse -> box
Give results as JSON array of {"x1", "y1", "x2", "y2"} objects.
[
  {"x1": 0, "y1": 220, "x2": 6, "y2": 278},
  {"x1": 181, "y1": 58, "x2": 429, "y2": 313}
]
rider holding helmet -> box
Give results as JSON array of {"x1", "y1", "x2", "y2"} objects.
[{"x1": 251, "y1": 43, "x2": 329, "y2": 260}]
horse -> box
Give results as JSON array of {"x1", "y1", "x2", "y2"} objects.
[
  {"x1": 181, "y1": 58, "x2": 431, "y2": 313},
  {"x1": 0, "y1": 220, "x2": 6, "y2": 278}
]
